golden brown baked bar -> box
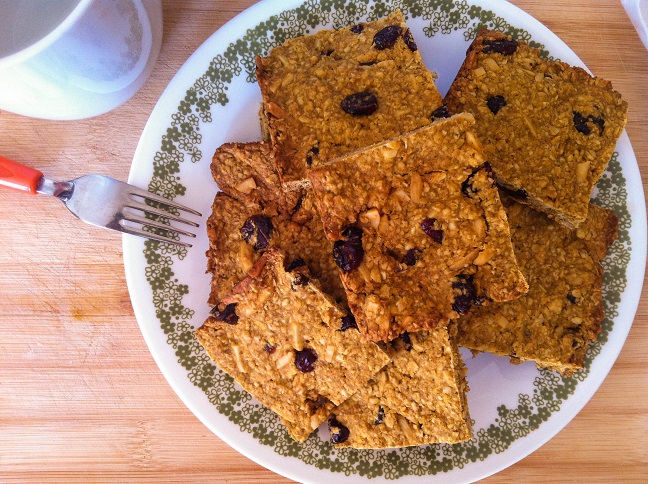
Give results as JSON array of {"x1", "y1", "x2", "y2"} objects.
[
  {"x1": 256, "y1": 10, "x2": 443, "y2": 188},
  {"x1": 309, "y1": 113, "x2": 528, "y2": 342},
  {"x1": 444, "y1": 29, "x2": 627, "y2": 229},
  {"x1": 329, "y1": 326, "x2": 472, "y2": 448},
  {"x1": 456, "y1": 199, "x2": 618, "y2": 375},
  {"x1": 196, "y1": 249, "x2": 390, "y2": 442},
  {"x1": 207, "y1": 142, "x2": 345, "y2": 304}
]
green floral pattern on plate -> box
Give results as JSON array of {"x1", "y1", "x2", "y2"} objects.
[{"x1": 141, "y1": 0, "x2": 631, "y2": 479}]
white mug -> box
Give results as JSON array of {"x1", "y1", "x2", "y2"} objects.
[{"x1": 0, "y1": 0, "x2": 163, "y2": 120}]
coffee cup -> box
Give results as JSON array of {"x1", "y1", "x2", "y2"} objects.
[{"x1": 0, "y1": 0, "x2": 162, "y2": 120}]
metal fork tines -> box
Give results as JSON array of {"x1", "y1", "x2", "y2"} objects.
[
  {"x1": 40, "y1": 174, "x2": 202, "y2": 248},
  {"x1": 118, "y1": 185, "x2": 202, "y2": 248}
]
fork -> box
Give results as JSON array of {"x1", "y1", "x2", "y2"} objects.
[{"x1": 0, "y1": 155, "x2": 202, "y2": 247}]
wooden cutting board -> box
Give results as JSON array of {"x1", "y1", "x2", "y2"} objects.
[{"x1": 0, "y1": 0, "x2": 646, "y2": 482}]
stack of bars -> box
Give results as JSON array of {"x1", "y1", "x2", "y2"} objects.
[{"x1": 195, "y1": 11, "x2": 626, "y2": 449}]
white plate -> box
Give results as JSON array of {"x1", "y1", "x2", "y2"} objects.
[{"x1": 123, "y1": 0, "x2": 647, "y2": 481}]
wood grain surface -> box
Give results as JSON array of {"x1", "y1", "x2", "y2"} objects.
[{"x1": 0, "y1": 1, "x2": 646, "y2": 482}]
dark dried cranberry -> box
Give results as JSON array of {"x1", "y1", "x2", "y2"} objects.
[
  {"x1": 340, "y1": 314, "x2": 358, "y2": 332},
  {"x1": 306, "y1": 145, "x2": 319, "y2": 166},
  {"x1": 462, "y1": 163, "x2": 494, "y2": 199},
  {"x1": 403, "y1": 248, "x2": 420, "y2": 266},
  {"x1": 421, "y1": 218, "x2": 444, "y2": 244},
  {"x1": 452, "y1": 275, "x2": 477, "y2": 315},
  {"x1": 573, "y1": 111, "x2": 605, "y2": 135},
  {"x1": 328, "y1": 416, "x2": 350, "y2": 444},
  {"x1": 333, "y1": 227, "x2": 364, "y2": 272},
  {"x1": 373, "y1": 25, "x2": 402, "y2": 50},
  {"x1": 241, "y1": 214, "x2": 273, "y2": 250},
  {"x1": 341, "y1": 91, "x2": 378, "y2": 116},
  {"x1": 431, "y1": 105, "x2": 451, "y2": 120},
  {"x1": 497, "y1": 183, "x2": 529, "y2": 201},
  {"x1": 375, "y1": 406, "x2": 385, "y2": 425},
  {"x1": 285, "y1": 257, "x2": 306, "y2": 272},
  {"x1": 566, "y1": 293, "x2": 578, "y2": 304},
  {"x1": 291, "y1": 272, "x2": 310, "y2": 290},
  {"x1": 487, "y1": 95, "x2": 507, "y2": 114},
  {"x1": 403, "y1": 28, "x2": 417, "y2": 51},
  {"x1": 295, "y1": 348, "x2": 318, "y2": 373},
  {"x1": 264, "y1": 343, "x2": 276, "y2": 354},
  {"x1": 350, "y1": 24, "x2": 364, "y2": 34},
  {"x1": 399, "y1": 332, "x2": 413, "y2": 351},
  {"x1": 482, "y1": 38, "x2": 519, "y2": 55},
  {"x1": 211, "y1": 303, "x2": 239, "y2": 325}
]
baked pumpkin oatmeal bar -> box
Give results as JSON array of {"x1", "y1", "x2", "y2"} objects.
[
  {"x1": 309, "y1": 113, "x2": 527, "y2": 342},
  {"x1": 329, "y1": 326, "x2": 472, "y2": 448},
  {"x1": 256, "y1": 10, "x2": 443, "y2": 188},
  {"x1": 456, "y1": 199, "x2": 618, "y2": 375},
  {"x1": 444, "y1": 29, "x2": 627, "y2": 229},
  {"x1": 196, "y1": 249, "x2": 390, "y2": 442},
  {"x1": 207, "y1": 142, "x2": 345, "y2": 304}
]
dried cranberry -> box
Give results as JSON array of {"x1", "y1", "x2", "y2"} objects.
[
  {"x1": 241, "y1": 214, "x2": 273, "y2": 250},
  {"x1": 373, "y1": 25, "x2": 402, "y2": 50},
  {"x1": 403, "y1": 28, "x2": 417, "y2": 51},
  {"x1": 399, "y1": 332, "x2": 413, "y2": 351},
  {"x1": 462, "y1": 163, "x2": 494, "y2": 199},
  {"x1": 403, "y1": 248, "x2": 421, "y2": 266},
  {"x1": 350, "y1": 24, "x2": 364, "y2": 34},
  {"x1": 487, "y1": 95, "x2": 507, "y2": 114},
  {"x1": 340, "y1": 314, "x2": 358, "y2": 332},
  {"x1": 375, "y1": 406, "x2": 385, "y2": 425},
  {"x1": 341, "y1": 91, "x2": 378, "y2": 116},
  {"x1": 482, "y1": 38, "x2": 519, "y2": 55},
  {"x1": 291, "y1": 272, "x2": 310, "y2": 290},
  {"x1": 333, "y1": 227, "x2": 364, "y2": 272},
  {"x1": 211, "y1": 303, "x2": 239, "y2": 325},
  {"x1": 285, "y1": 258, "x2": 306, "y2": 272},
  {"x1": 573, "y1": 111, "x2": 605, "y2": 135},
  {"x1": 264, "y1": 343, "x2": 276, "y2": 354},
  {"x1": 328, "y1": 416, "x2": 350, "y2": 444},
  {"x1": 566, "y1": 293, "x2": 578, "y2": 304},
  {"x1": 421, "y1": 218, "x2": 444, "y2": 244},
  {"x1": 305, "y1": 145, "x2": 319, "y2": 166},
  {"x1": 431, "y1": 105, "x2": 451, "y2": 120},
  {"x1": 452, "y1": 275, "x2": 477, "y2": 315},
  {"x1": 295, "y1": 348, "x2": 318, "y2": 372}
]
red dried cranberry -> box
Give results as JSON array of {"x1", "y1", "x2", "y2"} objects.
[
  {"x1": 373, "y1": 25, "x2": 402, "y2": 50},
  {"x1": 341, "y1": 91, "x2": 378, "y2": 116},
  {"x1": 402, "y1": 248, "x2": 421, "y2": 266},
  {"x1": 241, "y1": 214, "x2": 273, "y2": 250},
  {"x1": 340, "y1": 314, "x2": 358, "y2": 331},
  {"x1": 452, "y1": 275, "x2": 478, "y2": 315},
  {"x1": 421, "y1": 218, "x2": 444, "y2": 244},
  {"x1": 482, "y1": 38, "x2": 519, "y2": 55},
  {"x1": 333, "y1": 226, "x2": 364, "y2": 272},
  {"x1": 211, "y1": 303, "x2": 239, "y2": 325},
  {"x1": 291, "y1": 272, "x2": 310, "y2": 290},
  {"x1": 328, "y1": 416, "x2": 350, "y2": 444},
  {"x1": 295, "y1": 348, "x2": 318, "y2": 372},
  {"x1": 264, "y1": 343, "x2": 276, "y2": 354}
]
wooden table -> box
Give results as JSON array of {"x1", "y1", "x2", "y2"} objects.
[{"x1": 1, "y1": 1, "x2": 646, "y2": 481}]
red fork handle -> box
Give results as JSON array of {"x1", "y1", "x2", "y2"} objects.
[{"x1": 0, "y1": 155, "x2": 43, "y2": 194}]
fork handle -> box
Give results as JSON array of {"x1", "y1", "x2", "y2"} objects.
[{"x1": 0, "y1": 156, "x2": 43, "y2": 194}]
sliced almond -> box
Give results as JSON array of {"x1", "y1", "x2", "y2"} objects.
[{"x1": 235, "y1": 176, "x2": 257, "y2": 194}]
